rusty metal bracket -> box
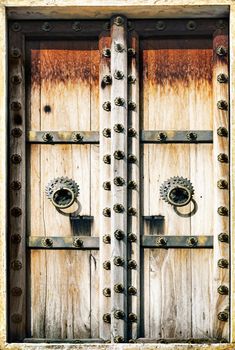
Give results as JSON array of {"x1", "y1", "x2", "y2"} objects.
[
  {"x1": 27, "y1": 131, "x2": 99, "y2": 144},
  {"x1": 28, "y1": 236, "x2": 99, "y2": 250},
  {"x1": 141, "y1": 130, "x2": 213, "y2": 143},
  {"x1": 141, "y1": 235, "x2": 213, "y2": 248}
]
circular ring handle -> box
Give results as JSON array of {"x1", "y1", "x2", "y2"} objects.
[
  {"x1": 167, "y1": 185, "x2": 192, "y2": 207},
  {"x1": 51, "y1": 187, "x2": 75, "y2": 209}
]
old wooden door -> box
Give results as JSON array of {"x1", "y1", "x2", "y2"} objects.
[{"x1": 8, "y1": 17, "x2": 229, "y2": 343}]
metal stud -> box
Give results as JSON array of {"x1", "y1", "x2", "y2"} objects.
[
  {"x1": 10, "y1": 181, "x2": 21, "y2": 190},
  {"x1": 114, "y1": 336, "x2": 124, "y2": 343},
  {"x1": 103, "y1": 288, "x2": 111, "y2": 297},
  {"x1": 11, "y1": 234, "x2": 22, "y2": 244},
  {"x1": 42, "y1": 132, "x2": 53, "y2": 142},
  {"x1": 114, "y1": 176, "x2": 125, "y2": 186},
  {"x1": 218, "y1": 153, "x2": 228, "y2": 163},
  {"x1": 218, "y1": 310, "x2": 229, "y2": 322},
  {"x1": 113, "y1": 204, "x2": 125, "y2": 213},
  {"x1": 128, "y1": 180, "x2": 137, "y2": 190},
  {"x1": 11, "y1": 207, "x2": 22, "y2": 217},
  {"x1": 114, "y1": 310, "x2": 125, "y2": 319},
  {"x1": 103, "y1": 48, "x2": 111, "y2": 58},
  {"x1": 103, "y1": 207, "x2": 111, "y2": 217},
  {"x1": 128, "y1": 101, "x2": 136, "y2": 111},
  {"x1": 128, "y1": 154, "x2": 137, "y2": 163},
  {"x1": 114, "y1": 150, "x2": 125, "y2": 160},
  {"x1": 11, "y1": 287, "x2": 22, "y2": 296},
  {"x1": 187, "y1": 236, "x2": 198, "y2": 247},
  {"x1": 11, "y1": 314, "x2": 22, "y2": 323},
  {"x1": 103, "y1": 234, "x2": 111, "y2": 244},
  {"x1": 11, "y1": 48, "x2": 21, "y2": 58},
  {"x1": 11, "y1": 260, "x2": 22, "y2": 270},
  {"x1": 73, "y1": 237, "x2": 83, "y2": 248},
  {"x1": 217, "y1": 73, "x2": 228, "y2": 83},
  {"x1": 186, "y1": 132, "x2": 197, "y2": 141},
  {"x1": 11, "y1": 22, "x2": 21, "y2": 32},
  {"x1": 72, "y1": 21, "x2": 81, "y2": 32},
  {"x1": 103, "y1": 261, "x2": 111, "y2": 270},
  {"x1": 113, "y1": 123, "x2": 124, "y2": 133},
  {"x1": 103, "y1": 181, "x2": 111, "y2": 191},
  {"x1": 157, "y1": 132, "x2": 167, "y2": 141},
  {"x1": 113, "y1": 256, "x2": 125, "y2": 266},
  {"x1": 102, "y1": 128, "x2": 111, "y2": 140},
  {"x1": 217, "y1": 285, "x2": 229, "y2": 295},
  {"x1": 114, "y1": 283, "x2": 124, "y2": 293},
  {"x1": 156, "y1": 20, "x2": 166, "y2": 31},
  {"x1": 128, "y1": 286, "x2": 137, "y2": 295},
  {"x1": 103, "y1": 154, "x2": 111, "y2": 164},
  {"x1": 103, "y1": 313, "x2": 111, "y2": 323},
  {"x1": 128, "y1": 127, "x2": 137, "y2": 137},
  {"x1": 217, "y1": 100, "x2": 228, "y2": 110},
  {"x1": 128, "y1": 207, "x2": 137, "y2": 216},
  {"x1": 41, "y1": 238, "x2": 53, "y2": 247},
  {"x1": 114, "y1": 70, "x2": 124, "y2": 80},
  {"x1": 11, "y1": 154, "x2": 22, "y2": 164},
  {"x1": 102, "y1": 75, "x2": 112, "y2": 86},
  {"x1": 11, "y1": 75, "x2": 22, "y2": 85},
  {"x1": 72, "y1": 132, "x2": 83, "y2": 143},
  {"x1": 128, "y1": 233, "x2": 137, "y2": 242},
  {"x1": 114, "y1": 97, "x2": 125, "y2": 106},
  {"x1": 128, "y1": 313, "x2": 137, "y2": 322},
  {"x1": 114, "y1": 42, "x2": 125, "y2": 53},
  {"x1": 218, "y1": 206, "x2": 228, "y2": 216},
  {"x1": 11, "y1": 128, "x2": 22, "y2": 138},
  {"x1": 216, "y1": 46, "x2": 227, "y2": 57},
  {"x1": 218, "y1": 258, "x2": 229, "y2": 269},
  {"x1": 128, "y1": 75, "x2": 136, "y2": 84},
  {"x1": 42, "y1": 22, "x2": 52, "y2": 32},
  {"x1": 128, "y1": 259, "x2": 137, "y2": 269},
  {"x1": 11, "y1": 101, "x2": 21, "y2": 111},
  {"x1": 114, "y1": 16, "x2": 124, "y2": 26},
  {"x1": 103, "y1": 101, "x2": 111, "y2": 111},
  {"x1": 218, "y1": 232, "x2": 229, "y2": 243},
  {"x1": 114, "y1": 229, "x2": 125, "y2": 240},
  {"x1": 156, "y1": 237, "x2": 167, "y2": 247},
  {"x1": 217, "y1": 179, "x2": 228, "y2": 189},
  {"x1": 217, "y1": 127, "x2": 228, "y2": 137},
  {"x1": 187, "y1": 20, "x2": 197, "y2": 31},
  {"x1": 128, "y1": 48, "x2": 136, "y2": 57}
]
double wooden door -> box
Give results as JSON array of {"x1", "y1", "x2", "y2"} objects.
[{"x1": 8, "y1": 17, "x2": 229, "y2": 343}]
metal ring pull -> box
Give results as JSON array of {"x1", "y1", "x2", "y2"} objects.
[{"x1": 160, "y1": 176, "x2": 194, "y2": 207}]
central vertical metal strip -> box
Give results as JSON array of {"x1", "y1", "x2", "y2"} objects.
[
  {"x1": 212, "y1": 27, "x2": 229, "y2": 340},
  {"x1": 110, "y1": 16, "x2": 128, "y2": 343}
]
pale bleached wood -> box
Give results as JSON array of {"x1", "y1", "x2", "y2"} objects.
[
  {"x1": 110, "y1": 16, "x2": 128, "y2": 342},
  {"x1": 29, "y1": 40, "x2": 100, "y2": 339},
  {"x1": 212, "y1": 30, "x2": 229, "y2": 341},
  {"x1": 127, "y1": 32, "x2": 140, "y2": 340},
  {"x1": 99, "y1": 33, "x2": 111, "y2": 341}
]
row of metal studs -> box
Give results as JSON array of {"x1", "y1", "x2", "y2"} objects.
[{"x1": 215, "y1": 44, "x2": 229, "y2": 323}]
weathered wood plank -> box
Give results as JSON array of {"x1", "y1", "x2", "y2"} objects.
[{"x1": 110, "y1": 16, "x2": 128, "y2": 343}]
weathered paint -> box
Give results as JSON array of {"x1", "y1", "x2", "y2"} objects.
[{"x1": 0, "y1": 1, "x2": 235, "y2": 349}]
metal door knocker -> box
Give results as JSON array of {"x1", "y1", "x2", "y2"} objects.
[
  {"x1": 160, "y1": 176, "x2": 197, "y2": 217},
  {"x1": 45, "y1": 177, "x2": 81, "y2": 216}
]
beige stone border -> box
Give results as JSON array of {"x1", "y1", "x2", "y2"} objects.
[{"x1": 0, "y1": 1, "x2": 235, "y2": 349}]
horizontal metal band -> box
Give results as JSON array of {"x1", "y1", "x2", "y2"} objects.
[
  {"x1": 27, "y1": 131, "x2": 99, "y2": 144},
  {"x1": 141, "y1": 130, "x2": 213, "y2": 143},
  {"x1": 24, "y1": 338, "x2": 104, "y2": 343},
  {"x1": 28, "y1": 236, "x2": 99, "y2": 249},
  {"x1": 141, "y1": 235, "x2": 213, "y2": 248},
  {"x1": 136, "y1": 337, "x2": 226, "y2": 343},
  {"x1": 27, "y1": 130, "x2": 213, "y2": 144}
]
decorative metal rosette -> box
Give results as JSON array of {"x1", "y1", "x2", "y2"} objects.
[
  {"x1": 45, "y1": 177, "x2": 79, "y2": 209},
  {"x1": 160, "y1": 176, "x2": 194, "y2": 207}
]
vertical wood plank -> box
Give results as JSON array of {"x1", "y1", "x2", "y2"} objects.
[
  {"x1": 212, "y1": 29, "x2": 229, "y2": 341},
  {"x1": 110, "y1": 16, "x2": 128, "y2": 343},
  {"x1": 8, "y1": 28, "x2": 26, "y2": 341},
  {"x1": 127, "y1": 32, "x2": 140, "y2": 341},
  {"x1": 99, "y1": 32, "x2": 111, "y2": 341}
]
